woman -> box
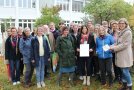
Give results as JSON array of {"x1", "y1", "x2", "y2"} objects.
[
  {"x1": 31, "y1": 26, "x2": 50, "y2": 88},
  {"x1": 110, "y1": 20, "x2": 122, "y2": 84},
  {"x1": 56, "y1": 26, "x2": 75, "y2": 86},
  {"x1": 77, "y1": 25, "x2": 95, "y2": 86},
  {"x1": 5, "y1": 27, "x2": 21, "y2": 85},
  {"x1": 96, "y1": 26, "x2": 114, "y2": 88},
  {"x1": 110, "y1": 18, "x2": 133, "y2": 90},
  {"x1": 19, "y1": 27, "x2": 34, "y2": 88},
  {"x1": 4, "y1": 28, "x2": 11, "y2": 82}
]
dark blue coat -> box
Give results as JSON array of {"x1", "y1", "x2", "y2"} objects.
[{"x1": 31, "y1": 35, "x2": 50, "y2": 66}]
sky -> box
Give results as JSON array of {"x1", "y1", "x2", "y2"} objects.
[{"x1": 124, "y1": 0, "x2": 134, "y2": 5}]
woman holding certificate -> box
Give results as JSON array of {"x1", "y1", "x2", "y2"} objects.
[
  {"x1": 77, "y1": 25, "x2": 95, "y2": 86},
  {"x1": 110, "y1": 18, "x2": 133, "y2": 90},
  {"x1": 96, "y1": 26, "x2": 114, "y2": 88}
]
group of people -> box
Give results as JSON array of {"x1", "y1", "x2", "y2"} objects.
[{"x1": 4, "y1": 18, "x2": 133, "y2": 90}]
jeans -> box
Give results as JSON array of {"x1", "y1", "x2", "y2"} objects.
[
  {"x1": 79, "y1": 57, "x2": 93, "y2": 76},
  {"x1": 36, "y1": 56, "x2": 45, "y2": 83},
  {"x1": 24, "y1": 62, "x2": 34, "y2": 85},
  {"x1": 99, "y1": 58, "x2": 113, "y2": 84},
  {"x1": 121, "y1": 68, "x2": 132, "y2": 86},
  {"x1": 9, "y1": 60, "x2": 20, "y2": 82}
]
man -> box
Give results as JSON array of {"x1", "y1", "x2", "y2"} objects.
[
  {"x1": 49, "y1": 22, "x2": 60, "y2": 40},
  {"x1": 18, "y1": 27, "x2": 24, "y2": 76},
  {"x1": 5, "y1": 27, "x2": 21, "y2": 85}
]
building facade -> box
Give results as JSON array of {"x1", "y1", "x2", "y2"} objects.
[
  {"x1": 0, "y1": 0, "x2": 40, "y2": 31},
  {"x1": 41, "y1": 0, "x2": 86, "y2": 26},
  {"x1": 0, "y1": 0, "x2": 86, "y2": 31}
]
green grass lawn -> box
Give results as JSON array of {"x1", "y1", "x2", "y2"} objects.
[{"x1": 0, "y1": 57, "x2": 134, "y2": 90}]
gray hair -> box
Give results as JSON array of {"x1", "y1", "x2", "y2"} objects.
[{"x1": 118, "y1": 18, "x2": 129, "y2": 28}]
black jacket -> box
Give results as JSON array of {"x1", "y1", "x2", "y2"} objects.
[
  {"x1": 77, "y1": 33, "x2": 96, "y2": 56},
  {"x1": 5, "y1": 36, "x2": 21, "y2": 60}
]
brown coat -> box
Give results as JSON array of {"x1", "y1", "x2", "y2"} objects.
[{"x1": 113, "y1": 28, "x2": 133, "y2": 68}]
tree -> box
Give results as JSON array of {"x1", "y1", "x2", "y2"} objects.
[
  {"x1": 84, "y1": 0, "x2": 133, "y2": 23},
  {"x1": 35, "y1": 5, "x2": 62, "y2": 27}
]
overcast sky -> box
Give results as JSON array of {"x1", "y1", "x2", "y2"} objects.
[{"x1": 124, "y1": 0, "x2": 134, "y2": 5}]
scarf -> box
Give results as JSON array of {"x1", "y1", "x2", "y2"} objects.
[
  {"x1": 80, "y1": 34, "x2": 88, "y2": 44},
  {"x1": 11, "y1": 35, "x2": 18, "y2": 55}
]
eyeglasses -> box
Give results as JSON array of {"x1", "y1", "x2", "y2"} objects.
[{"x1": 119, "y1": 23, "x2": 125, "y2": 24}]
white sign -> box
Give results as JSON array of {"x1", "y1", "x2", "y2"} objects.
[{"x1": 80, "y1": 44, "x2": 89, "y2": 57}]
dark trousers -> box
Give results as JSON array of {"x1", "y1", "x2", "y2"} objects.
[
  {"x1": 9, "y1": 60, "x2": 20, "y2": 82},
  {"x1": 24, "y1": 63, "x2": 34, "y2": 85},
  {"x1": 91, "y1": 56, "x2": 99, "y2": 75},
  {"x1": 112, "y1": 53, "x2": 122, "y2": 80},
  {"x1": 79, "y1": 57, "x2": 93, "y2": 76},
  {"x1": 99, "y1": 58, "x2": 113, "y2": 84},
  {"x1": 20, "y1": 59, "x2": 24, "y2": 75}
]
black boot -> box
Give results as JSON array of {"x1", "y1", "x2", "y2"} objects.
[
  {"x1": 127, "y1": 86, "x2": 132, "y2": 90},
  {"x1": 57, "y1": 73, "x2": 62, "y2": 86},
  {"x1": 118, "y1": 82, "x2": 127, "y2": 90},
  {"x1": 69, "y1": 73, "x2": 75, "y2": 86}
]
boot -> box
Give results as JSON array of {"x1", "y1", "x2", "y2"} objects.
[
  {"x1": 87, "y1": 76, "x2": 90, "y2": 86},
  {"x1": 83, "y1": 76, "x2": 86, "y2": 85},
  {"x1": 118, "y1": 82, "x2": 127, "y2": 90},
  {"x1": 57, "y1": 73, "x2": 62, "y2": 86},
  {"x1": 69, "y1": 73, "x2": 75, "y2": 86},
  {"x1": 127, "y1": 86, "x2": 132, "y2": 90}
]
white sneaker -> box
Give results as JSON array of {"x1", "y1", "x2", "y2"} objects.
[
  {"x1": 13, "y1": 82, "x2": 17, "y2": 85},
  {"x1": 83, "y1": 76, "x2": 86, "y2": 85},
  {"x1": 41, "y1": 81, "x2": 46, "y2": 87},
  {"x1": 69, "y1": 77, "x2": 71, "y2": 81},
  {"x1": 79, "y1": 76, "x2": 83, "y2": 80},
  {"x1": 16, "y1": 81, "x2": 20, "y2": 84},
  {"x1": 37, "y1": 83, "x2": 41, "y2": 88}
]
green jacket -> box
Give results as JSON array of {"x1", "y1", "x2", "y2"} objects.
[{"x1": 56, "y1": 35, "x2": 75, "y2": 67}]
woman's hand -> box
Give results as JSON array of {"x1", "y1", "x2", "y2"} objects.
[
  {"x1": 89, "y1": 49, "x2": 93, "y2": 52},
  {"x1": 77, "y1": 48, "x2": 80, "y2": 52}
]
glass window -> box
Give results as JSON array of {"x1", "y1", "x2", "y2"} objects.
[
  {"x1": 5, "y1": 0, "x2": 10, "y2": 6},
  {"x1": 11, "y1": 0, "x2": 15, "y2": 6},
  {"x1": 24, "y1": 23, "x2": 27, "y2": 28},
  {"x1": 23, "y1": 0, "x2": 27, "y2": 8},
  {"x1": 0, "y1": 0, "x2": 4, "y2": 6},
  {"x1": 32, "y1": 0, "x2": 36, "y2": 8},
  {"x1": 28, "y1": 0, "x2": 31, "y2": 8},
  {"x1": 19, "y1": 23, "x2": 22, "y2": 27},
  {"x1": 28, "y1": 23, "x2": 31, "y2": 30},
  {"x1": 72, "y1": 0, "x2": 83, "y2": 12},
  {"x1": 19, "y1": 0, "x2": 22, "y2": 7}
]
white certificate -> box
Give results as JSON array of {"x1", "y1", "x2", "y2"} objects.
[
  {"x1": 103, "y1": 44, "x2": 110, "y2": 51},
  {"x1": 80, "y1": 44, "x2": 89, "y2": 57}
]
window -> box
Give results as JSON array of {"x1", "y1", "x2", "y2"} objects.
[
  {"x1": 5, "y1": 0, "x2": 10, "y2": 6},
  {"x1": 18, "y1": 19, "x2": 35, "y2": 31},
  {"x1": 23, "y1": 0, "x2": 27, "y2": 8},
  {"x1": 19, "y1": 0, "x2": 23, "y2": 7},
  {"x1": 28, "y1": 0, "x2": 31, "y2": 8},
  {"x1": 4, "y1": 0, "x2": 15, "y2": 7},
  {"x1": 11, "y1": 0, "x2": 15, "y2": 6},
  {"x1": 64, "y1": 21, "x2": 70, "y2": 26},
  {"x1": 0, "y1": 0, "x2": 4, "y2": 6},
  {"x1": 72, "y1": 0, "x2": 83, "y2": 12},
  {"x1": 32, "y1": 0, "x2": 36, "y2": 8},
  {"x1": 19, "y1": 0, "x2": 35, "y2": 8},
  {"x1": 57, "y1": 0, "x2": 69, "y2": 11}
]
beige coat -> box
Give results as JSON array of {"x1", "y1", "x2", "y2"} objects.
[{"x1": 113, "y1": 28, "x2": 133, "y2": 68}]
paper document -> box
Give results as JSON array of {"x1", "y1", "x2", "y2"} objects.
[
  {"x1": 103, "y1": 44, "x2": 110, "y2": 51},
  {"x1": 80, "y1": 44, "x2": 89, "y2": 57}
]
